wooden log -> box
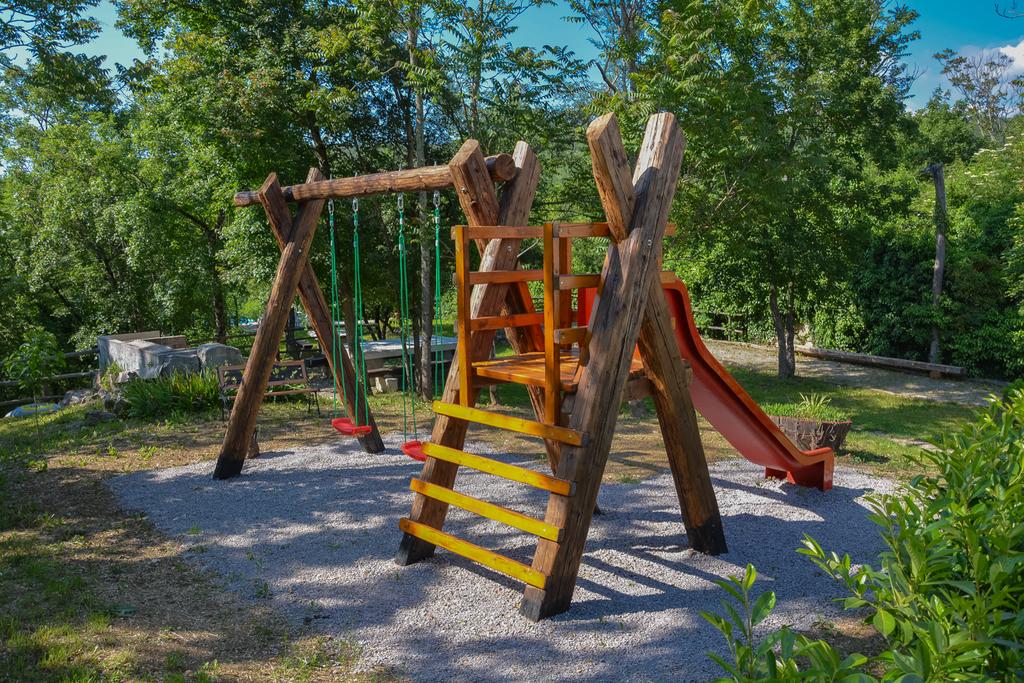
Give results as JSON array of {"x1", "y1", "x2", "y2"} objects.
[
  {"x1": 467, "y1": 269, "x2": 544, "y2": 285},
  {"x1": 234, "y1": 154, "x2": 517, "y2": 207},
  {"x1": 795, "y1": 346, "x2": 965, "y2": 377},
  {"x1": 395, "y1": 140, "x2": 546, "y2": 566},
  {"x1": 213, "y1": 170, "x2": 327, "y2": 479},
  {"x1": 259, "y1": 171, "x2": 384, "y2": 453},
  {"x1": 520, "y1": 113, "x2": 687, "y2": 621},
  {"x1": 587, "y1": 113, "x2": 635, "y2": 242},
  {"x1": 589, "y1": 112, "x2": 725, "y2": 555}
]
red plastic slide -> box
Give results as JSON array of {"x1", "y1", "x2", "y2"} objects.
[{"x1": 578, "y1": 278, "x2": 834, "y2": 490}]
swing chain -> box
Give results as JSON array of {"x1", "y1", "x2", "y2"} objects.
[{"x1": 432, "y1": 190, "x2": 440, "y2": 208}]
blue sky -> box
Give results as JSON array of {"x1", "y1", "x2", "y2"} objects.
[{"x1": 87, "y1": 0, "x2": 1024, "y2": 108}]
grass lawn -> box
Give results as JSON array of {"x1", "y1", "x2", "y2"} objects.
[{"x1": 0, "y1": 360, "x2": 981, "y2": 680}]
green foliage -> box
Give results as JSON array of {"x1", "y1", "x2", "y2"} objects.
[
  {"x1": 708, "y1": 390, "x2": 1024, "y2": 681},
  {"x1": 120, "y1": 372, "x2": 220, "y2": 419},
  {"x1": 762, "y1": 393, "x2": 850, "y2": 422},
  {"x1": 802, "y1": 388, "x2": 1024, "y2": 681},
  {"x1": 2, "y1": 327, "x2": 65, "y2": 401},
  {"x1": 702, "y1": 564, "x2": 874, "y2": 682}
]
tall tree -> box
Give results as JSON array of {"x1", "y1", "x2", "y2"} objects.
[
  {"x1": 636, "y1": 0, "x2": 918, "y2": 377},
  {"x1": 934, "y1": 48, "x2": 1023, "y2": 144}
]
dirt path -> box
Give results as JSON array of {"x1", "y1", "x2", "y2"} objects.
[{"x1": 705, "y1": 340, "x2": 1005, "y2": 407}]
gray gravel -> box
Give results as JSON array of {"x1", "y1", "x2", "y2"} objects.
[{"x1": 108, "y1": 438, "x2": 896, "y2": 682}]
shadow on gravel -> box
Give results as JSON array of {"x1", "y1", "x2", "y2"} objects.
[{"x1": 108, "y1": 445, "x2": 892, "y2": 682}]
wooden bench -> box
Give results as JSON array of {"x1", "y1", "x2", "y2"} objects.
[{"x1": 217, "y1": 359, "x2": 320, "y2": 420}]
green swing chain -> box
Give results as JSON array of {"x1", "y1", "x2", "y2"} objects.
[
  {"x1": 351, "y1": 198, "x2": 369, "y2": 426},
  {"x1": 396, "y1": 194, "x2": 418, "y2": 441},
  {"x1": 327, "y1": 198, "x2": 350, "y2": 417},
  {"x1": 432, "y1": 191, "x2": 444, "y2": 397}
]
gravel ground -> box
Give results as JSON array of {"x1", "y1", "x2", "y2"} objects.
[
  {"x1": 109, "y1": 438, "x2": 896, "y2": 682},
  {"x1": 705, "y1": 339, "x2": 1004, "y2": 407}
]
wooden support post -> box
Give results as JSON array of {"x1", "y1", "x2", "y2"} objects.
[
  {"x1": 259, "y1": 169, "x2": 384, "y2": 454},
  {"x1": 395, "y1": 140, "x2": 544, "y2": 565},
  {"x1": 520, "y1": 113, "x2": 688, "y2": 621},
  {"x1": 214, "y1": 170, "x2": 327, "y2": 479},
  {"x1": 586, "y1": 113, "x2": 726, "y2": 555}
]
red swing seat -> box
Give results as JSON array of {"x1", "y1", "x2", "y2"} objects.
[
  {"x1": 401, "y1": 440, "x2": 427, "y2": 461},
  {"x1": 332, "y1": 417, "x2": 373, "y2": 436}
]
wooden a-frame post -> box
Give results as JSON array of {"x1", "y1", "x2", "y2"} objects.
[
  {"x1": 396, "y1": 140, "x2": 550, "y2": 564},
  {"x1": 520, "y1": 112, "x2": 725, "y2": 619},
  {"x1": 213, "y1": 168, "x2": 384, "y2": 480}
]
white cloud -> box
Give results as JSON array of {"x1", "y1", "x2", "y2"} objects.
[{"x1": 998, "y1": 38, "x2": 1024, "y2": 74}]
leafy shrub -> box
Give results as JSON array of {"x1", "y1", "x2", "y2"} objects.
[
  {"x1": 762, "y1": 393, "x2": 850, "y2": 422},
  {"x1": 702, "y1": 564, "x2": 870, "y2": 682},
  {"x1": 706, "y1": 389, "x2": 1024, "y2": 681},
  {"x1": 2, "y1": 328, "x2": 65, "y2": 403},
  {"x1": 121, "y1": 372, "x2": 221, "y2": 419}
]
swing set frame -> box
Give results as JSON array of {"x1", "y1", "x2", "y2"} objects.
[{"x1": 214, "y1": 157, "x2": 519, "y2": 479}]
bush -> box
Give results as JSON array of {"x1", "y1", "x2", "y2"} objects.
[
  {"x1": 707, "y1": 389, "x2": 1024, "y2": 681},
  {"x1": 121, "y1": 372, "x2": 221, "y2": 419}
]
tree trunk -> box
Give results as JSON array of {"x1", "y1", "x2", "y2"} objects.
[
  {"x1": 925, "y1": 163, "x2": 948, "y2": 366},
  {"x1": 769, "y1": 285, "x2": 796, "y2": 379},
  {"x1": 202, "y1": 210, "x2": 229, "y2": 343},
  {"x1": 408, "y1": 10, "x2": 434, "y2": 400}
]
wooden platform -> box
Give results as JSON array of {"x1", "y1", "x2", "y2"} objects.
[{"x1": 474, "y1": 351, "x2": 646, "y2": 392}]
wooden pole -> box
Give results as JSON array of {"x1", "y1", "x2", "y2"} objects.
[
  {"x1": 234, "y1": 154, "x2": 517, "y2": 207},
  {"x1": 213, "y1": 170, "x2": 326, "y2": 479},
  {"x1": 925, "y1": 162, "x2": 947, "y2": 369},
  {"x1": 586, "y1": 112, "x2": 726, "y2": 555},
  {"x1": 395, "y1": 140, "x2": 544, "y2": 566},
  {"x1": 259, "y1": 171, "x2": 384, "y2": 454},
  {"x1": 520, "y1": 113, "x2": 687, "y2": 621}
]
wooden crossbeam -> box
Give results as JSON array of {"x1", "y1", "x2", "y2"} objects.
[
  {"x1": 410, "y1": 479, "x2": 563, "y2": 542},
  {"x1": 234, "y1": 154, "x2": 517, "y2": 207},
  {"x1": 399, "y1": 518, "x2": 547, "y2": 588},
  {"x1": 467, "y1": 270, "x2": 543, "y2": 285}
]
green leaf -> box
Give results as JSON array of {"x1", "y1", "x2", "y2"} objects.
[
  {"x1": 750, "y1": 590, "x2": 776, "y2": 626},
  {"x1": 872, "y1": 608, "x2": 896, "y2": 637}
]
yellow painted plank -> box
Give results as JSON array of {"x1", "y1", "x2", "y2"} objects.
[
  {"x1": 432, "y1": 401, "x2": 583, "y2": 446},
  {"x1": 399, "y1": 518, "x2": 547, "y2": 589},
  {"x1": 410, "y1": 479, "x2": 562, "y2": 542},
  {"x1": 420, "y1": 442, "x2": 574, "y2": 496}
]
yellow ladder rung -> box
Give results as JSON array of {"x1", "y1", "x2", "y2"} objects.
[
  {"x1": 420, "y1": 442, "x2": 574, "y2": 496},
  {"x1": 433, "y1": 401, "x2": 583, "y2": 446},
  {"x1": 399, "y1": 518, "x2": 547, "y2": 589},
  {"x1": 411, "y1": 479, "x2": 563, "y2": 542}
]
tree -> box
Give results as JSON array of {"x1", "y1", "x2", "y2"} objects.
[
  {"x1": 934, "y1": 48, "x2": 1023, "y2": 144},
  {"x1": 636, "y1": 0, "x2": 918, "y2": 377},
  {"x1": 567, "y1": 0, "x2": 656, "y2": 94}
]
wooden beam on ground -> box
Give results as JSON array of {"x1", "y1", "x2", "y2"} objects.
[
  {"x1": 259, "y1": 170, "x2": 384, "y2": 454},
  {"x1": 520, "y1": 113, "x2": 687, "y2": 621},
  {"x1": 588, "y1": 112, "x2": 725, "y2": 556},
  {"x1": 395, "y1": 140, "x2": 546, "y2": 566},
  {"x1": 234, "y1": 154, "x2": 517, "y2": 207},
  {"x1": 214, "y1": 170, "x2": 327, "y2": 479}
]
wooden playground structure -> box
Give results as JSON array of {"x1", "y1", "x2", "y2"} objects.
[{"x1": 221, "y1": 110, "x2": 836, "y2": 621}]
